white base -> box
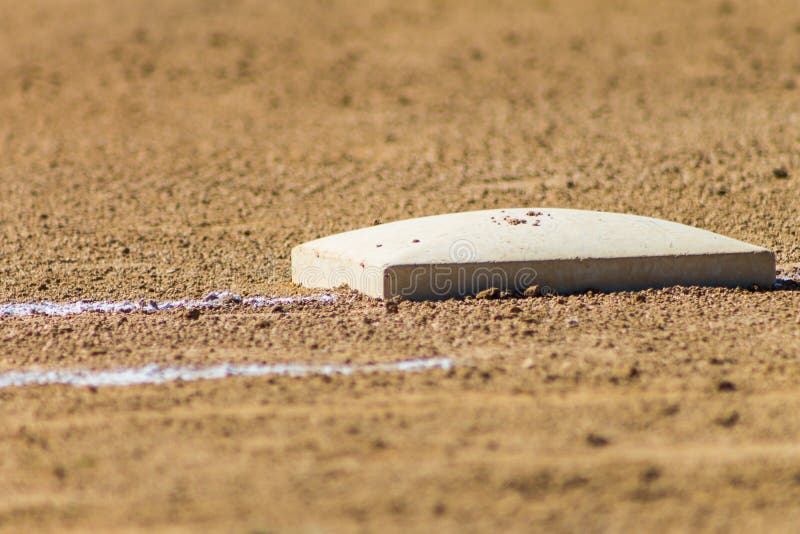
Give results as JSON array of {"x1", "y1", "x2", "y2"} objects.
[{"x1": 291, "y1": 208, "x2": 775, "y2": 300}]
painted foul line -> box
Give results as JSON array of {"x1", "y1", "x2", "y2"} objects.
[
  {"x1": 775, "y1": 277, "x2": 800, "y2": 290},
  {"x1": 0, "y1": 291, "x2": 337, "y2": 318},
  {"x1": 0, "y1": 357, "x2": 455, "y2": 389}
]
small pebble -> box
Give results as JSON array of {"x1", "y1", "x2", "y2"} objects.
[
  {"x1": 385, "y1": 295, "x2": 402, "y2": 314},
  {"x1": 586, "y1": 433, "x2": 609, "y2": 447},
  {"x1": 476, "y1": 287, "x2": 502, "y2": 300},
  {"x1": 773, "y1": 166, "x2": 789, "y2": 179},
  {"x1": 715, "y1": 410, "x2": 740, "y2": 427},
  {"x1": 523, "y1": 285, "x2": 541, "y2": 297}
]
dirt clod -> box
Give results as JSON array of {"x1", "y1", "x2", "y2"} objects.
[
  {"x1": 523, "y1": 285, "x2": 542, "y2": 297},
  {"x1": 715, "y1": 411, "x2": 741, "y2": 427},
  {"x1": 385, "y1": 295, "x2": 403, "y2": 314},
  {"x1": 641, "y1": 466, "x2": 662, "y2": 483},
  {"x1": 476, "y1": 287, "x2": 503, "y2": 300},
  {"x1": 773, "y1": 166, "x2": 789, "y2": 178},
  {"x1": 586, "y1": 433, "x2": 610, "y2": 448}
]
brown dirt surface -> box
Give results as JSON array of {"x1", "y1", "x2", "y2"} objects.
[{"x1": 1, "y1": 0, "x2": 800, "y2": 531}]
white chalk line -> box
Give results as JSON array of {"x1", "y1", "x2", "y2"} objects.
[
  {"x1": 0, "y1": 357, "x2": 455, "y2": 389},
  {"x1": 0, "y1": 291, "x2": 337, "y2": 318},
  {"x1": 775, "y1": 277, "x2": 800, "y2": 290}
]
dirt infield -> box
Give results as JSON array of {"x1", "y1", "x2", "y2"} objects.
[{"x1": 1, "y1": 0, "x2": 799, "y2": 531}]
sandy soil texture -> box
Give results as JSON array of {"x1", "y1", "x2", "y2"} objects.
[{"x1": 1, "y1": 0, "x2": 799, "y2": 531}]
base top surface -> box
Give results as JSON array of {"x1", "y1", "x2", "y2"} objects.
[{"x1": 294, "y1": 208, "x2": 770, "y2": 267}]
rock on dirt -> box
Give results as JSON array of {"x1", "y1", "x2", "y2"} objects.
[
  {"x1": 773, "y1": 166, "x2": 790, "y2": 179},
  {"x1": 385, "y1": 295, "x2": 403, "y2": 314},
  {"x1": 523, "y1": 285, "x2": 542, "y2": 297},
  {"x1": 586, "y1": 433, "x2": 610, "y2": 447},
  {"x1": 476, "y1": 287, "x2": 503, "y2": 300},
  {"x1": 715, "y1": 410, "x2": 740, "y2": 428},
  {"x1": 183, "y1": 308, "x2": 201, "y2": 320}
]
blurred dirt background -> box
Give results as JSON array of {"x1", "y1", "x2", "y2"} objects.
[{"x1": 0, "y1": 0, "x2": 799, "y2": 531}]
